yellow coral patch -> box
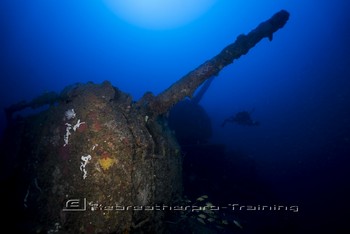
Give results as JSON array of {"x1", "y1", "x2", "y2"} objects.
[{"x1": 98, "y1": 157, "x2": 115, "y2": 170}]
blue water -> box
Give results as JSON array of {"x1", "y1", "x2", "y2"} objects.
[{"x1": 1, "y1": 0, "x2": 349, "y2": 232}]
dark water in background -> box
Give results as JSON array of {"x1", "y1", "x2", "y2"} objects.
[{"x1": 1, "y1": 0, "x2": 350, "y2": 233}]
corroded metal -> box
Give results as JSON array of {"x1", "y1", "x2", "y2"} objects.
[{"x1": 1, "y1": 10, "x2": 289, "y2": 233}]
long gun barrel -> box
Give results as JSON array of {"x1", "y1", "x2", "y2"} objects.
[{"x1": 142, "y1": 10, "x2": 290, "y2": 116}]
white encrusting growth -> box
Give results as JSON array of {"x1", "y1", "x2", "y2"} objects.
[
  {"x1": 64, "y1": 108, "x2": 76, "y2": 120},
  {"x1": 63, "y1": 109, "x2": 85, "y2": 146},
  {"x1": 80, "y1": 155, "x2": 92, "y2": 179}
]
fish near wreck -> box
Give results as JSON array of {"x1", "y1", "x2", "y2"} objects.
[{"x1": 1, "y1": 10, "x2": 289, "y2": 233}]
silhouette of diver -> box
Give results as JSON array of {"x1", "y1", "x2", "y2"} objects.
[{"x1": 222, "y1": 109, "x2": 260, "y2": 127}]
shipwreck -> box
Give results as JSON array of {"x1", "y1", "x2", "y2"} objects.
[{"x1": 1, "y1": 10, "x2": 289, "y2": 233}]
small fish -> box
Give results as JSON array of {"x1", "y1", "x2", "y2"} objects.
[
  {"x1": 203, "y1": 209, "x2": 214, "y2": 215},
  {"x1": 233, "y1": 220, "x2": 243, "y2": 229},
  {"x1": 196, "y1": 195, "x2": 208, "y2": 201},
  {"x1": 197, "y1": 217, "x2": 206, "y2": 225},
  {"x1": 207, "y1": 217, "x2": 215, "y2": 222},
  {"x1": 205, "y1": 202, "x2": 213, "y2": 207}
]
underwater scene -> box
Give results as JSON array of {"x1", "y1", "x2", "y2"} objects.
[{"x1": 0, "y1": 0, "x2": 349, "y2": 233}]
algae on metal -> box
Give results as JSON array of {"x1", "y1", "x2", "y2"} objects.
[{"x1": 1, "y1": 10, "x2": 289, "y2": 233}]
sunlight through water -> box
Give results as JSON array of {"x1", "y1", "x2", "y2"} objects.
[{"x1": 103, "y1": 0, "x2": 217, "y2": 29}]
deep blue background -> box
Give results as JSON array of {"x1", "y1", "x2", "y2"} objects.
[{"x1": 1, "y1": 0, "x2": 349, "y2": 232}]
